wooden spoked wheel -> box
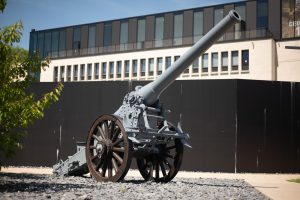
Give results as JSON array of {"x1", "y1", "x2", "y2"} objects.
[
  {"x1": 86, "y1": 115, "x2": 132, "y2": 182},
  {"x1": 136, "y1": 138, "x2": 183, "y2": 183}
]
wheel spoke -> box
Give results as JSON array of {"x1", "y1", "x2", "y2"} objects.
[
  {"x1": 102, "y1": 121, "x2": 109, "y2": 136},
  {"x1": 165, "y1": 145, "x2": 176, "y2": 150},
  {"x1": 91, "y1": 154, "x2": 98, "y2": 161},
  {"x1": 112, "y1": 157, "x2": 118, "y2": 173},
  {"x1": 101, "y1": 160, "x2": 107, "y2": 177},
  {"x1": 89, "y1": 145, "x2": 97, "y2": 150},
  {"x1": 112, "y1": 138, "x2": 123, "y2": 147},
  {"x1": 107, "y1": 156, "x2": 112, "y2": 178},
  {"x1": 155, "y1": 162, "x2": 159, "y2": 179},
  {"x1": 108, "y1": 121, "x2": 116, "y2": 140},
  {"x1": 163, "y1": 158, "x2": 172, "y2": 169},
  {"x1": 113, "y1": 152, "x2": 123, "y2": 164},
  {"x1": 160, "y1": 162, "x2": 167, "y2": 177},
  {"x1": 148, "y1": 161, "x2": 153, "y2": 178},
  {"x1": 92, "y1": 134, "x2": 102, "y2": 142},
  {"x1": 111, "y1": 127, "x2": 120, "y2": 142},
  {"x1": 112, "y1": 147, "x2": 124, "y2": 153},
  {"x1": 163, "y1": 153, "x2": 174, "y2": 159},
  {"x1": 97, "y1": 125, "x2": 106, "y2": 139},
  {"x1": 96, "y1": 157, "x2": 105, "y2": 171}
]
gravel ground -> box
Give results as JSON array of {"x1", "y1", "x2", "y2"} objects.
[{"x1": 0, "y1": 172, "x2": 269, "y2": 200}]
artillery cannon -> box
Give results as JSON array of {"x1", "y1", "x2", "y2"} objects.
[{"x1": 53, "y1": 10, "x2": 241, "y2": 182}]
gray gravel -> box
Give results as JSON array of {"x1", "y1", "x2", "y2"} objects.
[{"x1": 0, "y1": 172, "x2": 269, "y2": 200}]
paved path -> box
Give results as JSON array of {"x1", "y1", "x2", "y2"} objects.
[{"x1": 2, "y1": 167, "x2": 300, "y2": 200}]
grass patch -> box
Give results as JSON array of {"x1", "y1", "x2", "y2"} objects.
[{"x1": 287, "y1": 178, "x2": 300, "y2": 184}]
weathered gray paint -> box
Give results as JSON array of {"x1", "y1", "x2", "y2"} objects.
[
  {"x1": 268, "y1": 0, "x2": 281, "y2": 40},
  {"x1": 183, "y1": 10, "x2": 193, "y2": 45},
  {"x1": 145, "y1": 16, "x2": 155, "y2": 48},
  {"x1": 224, "y1": 4, "x2": 234, "y2": 40},
  {"x1": 203, "y1": 7, "x2": 214, "y2": 34},
  {"x1": 164, "y1": 13, "x2": 173, "y2": 47},
  {"x1": 66, "y1": 27, "x2": 73, "y2": 51},
  {"x1": 96, "y1": 23, "x2": 104, "y2": 47},
  {"x1": 80, "y1": 25, "x2": 88, "y2": 49},
  {"x1": 112, "y1": 21, "x2": 120, "y2": 45}
]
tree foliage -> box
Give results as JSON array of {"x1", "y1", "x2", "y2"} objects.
[{"x1": 0, "y1": 0, "x2": 63, "y2": 166}]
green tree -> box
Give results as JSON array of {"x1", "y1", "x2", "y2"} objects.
[{"x1": 0, "y1": 0, "x2": 63, "y2": 167}]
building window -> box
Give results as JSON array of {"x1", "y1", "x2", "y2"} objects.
[
  {"x1": 117, "y1": 61, "x2": 122, "y2": 78},
  {"x1": 148, "y1": 58, "x2": 154, "y2": 76},
  {"x1": 80, "y1": 64, "x2": 85, "y2": 80},
  {"x1": 59, "y1": 30, "x2": 66, "y2": 57},
  {"x1": 140, "y1": 59, "x2": 146, "y2": 77},
  {"x1": 157, "y1": 57, "x2": 163, "y2": 75},
  {"x1": 137, "y1": 19, "x2": 146, "y2": 49},
  {"x1": 257, "y1": 0, "x2": 269, "y2": 29},
  {"x1": 44, "y1": 32, "x2": 51, "y2": 57},
  {"x1": 234, "y1": 4, "x2": 246, "y2": 39},
  {"x1": 192, "y1": 58, "x2": 199, "y2": 73},
  {"x1": 73, "y1": 65, "x2": 78, "y2": 81},
  {"x1": 124, "y1": 60, "x2": 130, "y2": 78},
  {"x1": 242, "y1": 50, "x2": 249, "y2": 71},
  {"x1": 94, "y1": 63, "x2": 99, "y2": 80},
  {"x1": 165, "y1": 56, "x2": 172, "y2": 69},
  {"x1": 173, "y1": 13, "x2": 183, "y2": 45},
  {"x1": 73, "y1": 27, "x2": 81, "y2": 54},
  {"x1": 51, "y1": 31, "x2": 59, "y2": 58},
  {"x1": 109, "y1": 62, "x2": 114, "y2": 79},
  {"x1": 221, "y1": 52, "x2": 228, "y2": 71},
  {"x1": 193, "y1": 10, "x2": 204, "y2": 43},
  {"x1": 132, "y1": 60, "x2": 138, "y2": 77},
  {"x1": 120, "y1": 21, "x2": 128, "y2": 51},
  {"x1": 231, "y1": 51, "x2": 238, "y2": 71},
  {"x1": 88, "y1": 25, "x2": 96, "y2": 54},
  {"x1": 174, "y1": 55, "x2": 180, "y2": 62},
  {"x1": 60, "y1": 66, "x2": 65, "y2": 82},
  {"x1": 54, "y1": 66, "x2": 58, "y2": 82},
  {"x1": 29, "y1": 32, "x2": 37, "y2": 55},
  {"x1": 102, "y1": 62, "x2": 107, "y2": 79},
  {"x1": 87, "y1": 63, "x2": 92, "y2": 80},
  {"x1": 214, "y1": 8, "x2": 224, "y2": 41},
  {"x1": 104, "y1": 22, "x2": 112, "y2": 47},
  {"x1": 67, "y1": 65, "x2": 71, "y2": 81},
  {"x1": 155, "y1": 16, "x2": 164, "y2": 47},
  {"x1": 211, "y1": 53, "x2": 218, "y2": 72},
  {"x1": 202, "y1": 54, "x2": 208, "y2": 73},
  {"x1": 37, "y1": 32, "x2": 44, "y2": 58}
]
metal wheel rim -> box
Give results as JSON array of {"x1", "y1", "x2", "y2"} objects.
[
  {"x1": 86, "y1": 115, "x2": 132, "y2": 182},
  {"x1": 137, "y1": 138, "x2": 183, "y2": 182}
]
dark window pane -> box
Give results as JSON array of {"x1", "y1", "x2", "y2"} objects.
[
  {"x1": 148, "y1": 58, "x2": 154, "y2": 76},
  {"x1": 37, "y1": 32, "x2": 44, "y2": 57},
  {"x1": 231, "y1": 51, "x2": 238, "y2": 71},
  {"x1": 53, "y1": 66, "x2": 58, "y2": 82},
  {"x1": 157, "y1": 57, "x2": 163, "y2": 75},
  {"x1": 60, "y1": 66, "x2": 65, "y2": 82},
  {"x1": 214, "y1": 8, "x2": 224, "y2": 41},
  {"x1": 212, "y1": 52, "x2": 218, "y2": 72},
  {"x1": 221, "y1": 52, "x2": 228, "y2": 71},
  {"x1": 165, "y1": 56, "x2": 172, "y2": 69},
  {"x1": 137, "y1": 19, "x2": 146, "y2": 49},
  {"x1": 192, "y1": 58, "x2": 199, "y2": 73},
  {"x1": 102, "y1": 62, "x2": 107, "y2": 79},
  {"x1": 132, "y1": 60, "x2": 138, "y2": 76},
  {"x1": 120, "y1": 21, "x2": 128, "y2": 51},
  {"x1": 242, "y1": 50, "x2": 249, "y2": 70},
  {"x1": 140, "y1": 59, "x2": 146, "y2": 76},
  {"x1": 125, "y1": 60, "x2": 130, "y2": 78},
  {"x1": 51, "y1": 31, "x2": 59, "y2": 57},
  {"x1": 193, "y1": 10, "x2": 203, "y2": 42},
  {"x1": 155, "y1": 16, "x2": 164, "y2": 47},
  {"x1": 80, "y1": 64, "x2": 85, "y2": 80},
  {"x1": 73, "y1": 65, "x2": 78, "y2": 81},
  {"x1": 117, "y1": 61, "x2": 122, "y2": 78},
  {"x1": 202, "y1": 54, "x2": 208, "y2": 72},
  {"x1": 29, "y1": 32, "x2": 37, "y2": 55},
  {"x1": 234, "y1": 4, "x2": 246, "y2": 39},
  {"x1": 104, "y1": 23, "x2": 112, "y2": 47},
  {"x1": 109, "y1": 62, "x2": 114, "y2": 78},
  {"x1": 73, "y1": 27, "x2": 81, "y2": 53},
  {"x1": 257, "y1": 0, "x2": 268, "y2": 29},
  {"x1": 67, "y1": 65, "x2": 71, "y2": 81},
  {"x1": 44, "y1": 32, "x2": 51, "y2": 57},
  {"x1": 88, "y1": 25, "x2": 96, "y2": 54},
  {"x1": 87, "y1": 63, "x2": 92, "y2": 80},
  {"x1": 59, "y1": 30, "x2": 66, "y2": 57},
  {"x1": 94, "y1": 63, "x2": 99, "y2": 79},
  {"x1": 173, "y1": 13, "x2": 183, "y2": 45}
]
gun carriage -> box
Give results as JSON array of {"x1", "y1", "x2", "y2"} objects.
[{"x1": 53, "y1": 10, "x2": 241, "y2": 182}]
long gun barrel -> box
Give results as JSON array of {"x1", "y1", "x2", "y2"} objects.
[{"x1": 138, "y1": 10, "x2": 241, "y2": 106}]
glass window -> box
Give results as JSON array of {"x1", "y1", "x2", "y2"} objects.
[
  {"x1": 140, "y1": 59, "x2": 146, "y2": 77},
  {"x1": 214, "y1": 8, "x2": 224, "y2": 41},
  {"x1": 104, "y1": 22, "x2": 112, "y2": 47},
  {"x1": 67, "y1": 65, "x2": 71, "y2": 81},
  {"x1": 148, "y1": 58, "x2": 154, "y2": 76},
  {"x1": 109, "y1": 62, "x2": 114, "y2": 78},
  {"x1": 59, "y1": 30, "x2": 66, "y2": 57},
  {"x1": 88, "y1": 25, "x2": 96, "y2": 53},
  {"x1": 37, "y1": 32, "x2": 44, "y2": 57},
  {"x1": 60, "y1": 66, "x2": 65, "y2": 82},
  {"x1": 44, "y1": 32, "x2": 51, "y2": 57},
  {"x1": 120, "y1": 21, "x2": 128, "y2": 51},
  {"x1": 73, "y1": 27, "x2": 81, "y2": 52},
  {"x1": 137, "y1": 19, "x2": 146, "y2": 49},
  {"x1": 193, "y1": 10, "x2": 204, "y2": 42},
  {"x1": 87, "y1": 63, "x2": 92, "y2": 80},
  {"x1": 257, "y1": 0, "x2": 269, "y2": 29},
  {"x1": 117, "y1": 61, "x2": 122, "y2": 78},
  {"x1": 165, "y1": 56, "x2": 172, "y2": 69},
  {"x1": 80, "y1": 64, "x2": 85, "y2": 80},
  {"x1": 221, "y1": 52, "x2": 228, "y2": 71},
  {"x1": 157, "y1": 57, "x2": 163, "y2": 75},
  {"x1": 102, "y1": 62, "x2": 107, "y2": 79},
  {"x1": 94, "y1": 63, "x2": 99, "y2": 80},
  {"x1": 212, "y1": 53, "x2": 218, "y2": 72},
  {"x1": 73, "y1": 65, "x2": 78, "y2": 81},
  {"x1": 173, "y1": 13, "x2": 183, "y2": 45},
  {"x1": 132, "y1": 60, "x2": 138, "y2": 77},
  {"x1": 29, "y1": 32, "x2": 37, "y2": 55},
  {"x1": 124, "y1": 60, "x2": 130, "y2": 78},
  {"x1": 202, "y1": 54, "x2": 208, "y2": 72},
  {"x1": 53, "y1": 66, "x2": 58, "y2": 82},
  {"x1": 242, "y1": 50, "x2": 249, "y2": 70},
  {"x1": 155, "y1": 16, "x2": 164, "y2": 47},
  {"x1": 51, "y1": 31, "x2": 59, "y2": 58},
  {"x1": 231, "y1": 51, "x2": 239, "y2": 70},
  {"x1": 174, "y1": 55, "x2": 180, "y2": 62},
  {"x1": 192, "y1": 58, "x2": 199, "y2": 73},
  {"x1": 234, "y1": 4, "x2": 246, "y2": 39}
]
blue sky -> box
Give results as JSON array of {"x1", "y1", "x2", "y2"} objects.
[{"x1": 0, "y1": 0, "x2": 242, "y2": 50}]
